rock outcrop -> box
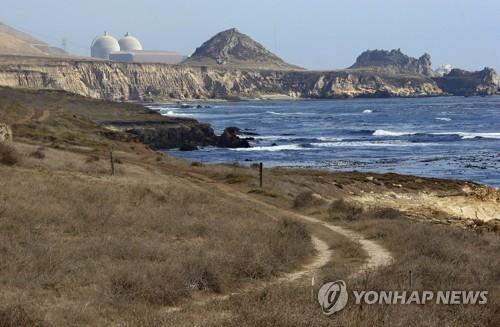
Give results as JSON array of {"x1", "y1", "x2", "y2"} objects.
[
  {"x1": 350, "y1": 49, "x2": 436, "y2": 77},
  {"x1": 0, "y1": 122, "x2": 12, "y2": 142},
  {"x1": 0, "y1": 55, "x2": 443, "y2": 101},
  {"x1": 182, "y1": 28, "x2": 302, "y2": 71},
  {"x1": 104, "y1": 119, "x2": 250, "y2": 150},
  {"x1": 217, "y1": 127, "x2": 251, "y2": 148},
  {"x1": 433, "y1": 68, "x2": 499, "y2": 96}
]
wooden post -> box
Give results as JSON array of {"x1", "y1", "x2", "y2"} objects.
[
  {"x1": 110, "y1": 150, "x2": 115, "y2": 176},
  {"x1": 311, "y1": 275, "x2": 315, "y2": 303},
  {"x1": 259, "y1": 162, "x2": 263, "y2": 188}
]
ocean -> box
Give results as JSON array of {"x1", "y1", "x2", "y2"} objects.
[{"x1": 149, "y1": 97, "x2": 500, "y2": 187}]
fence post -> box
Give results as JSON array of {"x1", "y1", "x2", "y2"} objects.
[
  {"x1": 259, "y1": 162, "x2": 263, "y2": 187},
  {"x1": 110, "y1": 150, "x2": 115, "y2": 176}
]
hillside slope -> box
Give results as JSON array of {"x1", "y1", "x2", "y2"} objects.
[
  {"x1": 183, "y1": 28, "x2": 302, "y2": 71},
  {"x1": 0, "y1": 22, "x2": 67, "y2": 57}
]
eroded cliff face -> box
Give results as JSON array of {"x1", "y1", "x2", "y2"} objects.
[
  {"x1": 0, "y1": 56, "x2": 444, "y2": 101},
  {"x1": 434, "y1": 68, "x2": 499, "y2": 96}
]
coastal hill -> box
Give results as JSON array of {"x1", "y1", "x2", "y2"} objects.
[
  {"x1": 0, "y1": 22, "x2": 68, "y2": 57},
  {"x1": 182, "y1": 28, "x2": 303, "y2": 71},
  {"x1": 350, "y1": 49, "x2": 436, "y2": 77},
  {"x1": 0, "y1": 26, "x2": 496, "y2": 99}
]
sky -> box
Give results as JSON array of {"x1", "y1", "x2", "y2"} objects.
[{"x1": 1, "y1": 0, "x2": 499, "y2": 71}]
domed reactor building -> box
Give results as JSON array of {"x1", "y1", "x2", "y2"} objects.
[
  {"x1": 91, "y1": 32, "x2": 186, "y2": 64},
  {"x1": 90, "y1": 32, "x2": 120, "y2": 59}
]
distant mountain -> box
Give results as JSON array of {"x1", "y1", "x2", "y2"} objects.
[
  {"x1": 183, "y1": 28, "x2": 302, "y2": 71},
  {"x1": 350, "y1": 49, "x2": 436, "y2": 77},
  {"x1": 0, "y1": 22, "x2": 68, "y2": 57}
]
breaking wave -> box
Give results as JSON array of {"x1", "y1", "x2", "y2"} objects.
[
  {"x1": 231, "y1": 144, "x2": 308, "y2": 152},
  {"x1": 373, "y1": 129, "x2": 500, "y2": 140},
  {"x1": 373, "y1": 129, "x2": 416, "y2": 136}
]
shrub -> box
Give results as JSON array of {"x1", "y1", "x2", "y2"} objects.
[
  {"x1": 248, "y1": 189, "x2": 279, "y2": 198},
  {"x1": 30, "y1": 148, "x2": 46, "y2": 159},
  {"x1": 365, "y1": 207, "x2": 403, "y2": 220},
  {"x1": 85, "y1": 154, "x2": 100, "y2": 163},
  {"x1": 0, "y1": 305, "x2": 42, "y2": 327},
  {"x1": 0, "y1": 143, "x2": 20, "y2": 166},
  {"x1": 191, "y1": 161, "x2": 204, "y2": 167},
  {"x1": 328, "y1": 199, "x2": 364, "y2": 221},
  {"x1": 292, "y1": 191, "x2": 325, "y2": 209}
]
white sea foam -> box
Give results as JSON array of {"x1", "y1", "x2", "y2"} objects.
[
  {"x1": 266, "y1": 111, "x2": 313, "y2": 116},
  {"x1": 363, "y1": 109, "x2": 373, "y2": 114},
  {"x1": 373, "y1": 129, "x2": 416, "y2": 136},
  {"x1": 456, "y1": 132, "x2": 500, "y2": 139},
  {"x1": 253, "y1": 135, "x2": 297, "y2": 140},
  {"x1": 161, "y1": 110, "x2": 194, "y2": 117},
  {"x1": 311, "y1": 141, "x2": 427, "y2": 148},
  {"x1": 373, "y1": 129, "x2": 500, "y2": 140},
  {"x1": 436, "y1": 117, "x2": 452, "y2": 122},
  {"x1": 231, "y1": 144, "x2": 307, "y2": 152}
]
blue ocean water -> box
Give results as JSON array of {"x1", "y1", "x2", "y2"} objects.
[{"x1": 149, "y1": 97, "x2": 500, "y2": 187}]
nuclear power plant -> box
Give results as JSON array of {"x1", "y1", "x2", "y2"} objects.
[{"x1": 90, "y1": 32, "x2": 186, "y2": 64}]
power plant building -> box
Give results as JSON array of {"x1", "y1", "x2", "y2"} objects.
[{"x1": 91, "y1": 32, "x2": 186, "y2": 64}]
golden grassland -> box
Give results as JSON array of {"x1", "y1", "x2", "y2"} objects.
[{"x1": 0, "y1": 86, "x2": 499, "y2": 326}]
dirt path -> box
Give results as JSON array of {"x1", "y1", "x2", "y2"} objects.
[
  {"x1": 219, "y1": 186, "x2": 394, "y2": 278},
  {"x1": 165, "y1": 177, "x2": 393, "y2": 313},
  {"x1": 37, "y1": 110, "x2": 50, "y2": 122}
]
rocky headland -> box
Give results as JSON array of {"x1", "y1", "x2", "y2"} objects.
[
  {"x1": 0, "y1": 86, "x2": 249, "y2": 150},
  {"x1": 0, "y1": 28, "x2": 497, "y2": 101}
]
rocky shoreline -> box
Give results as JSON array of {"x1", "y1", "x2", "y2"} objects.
[{"x1": 105, "y1": 120, "x2": 250, "y2": 151}]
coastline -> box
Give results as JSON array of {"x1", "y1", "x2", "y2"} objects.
[{"x1": 0, "y1": 55, "x2": 496, "y2": 102}]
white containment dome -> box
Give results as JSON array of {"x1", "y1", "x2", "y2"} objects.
[
  {"x1": 118, "y1": 33, "x2": 143, "y2": 51},
  {"x1": 91, "y1": 32, "x2": 120, "y2": 59}
]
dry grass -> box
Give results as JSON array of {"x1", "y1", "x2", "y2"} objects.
[
  {"x1": 328, "y1": 198, "x2": 364, "y2": 220},
  {"x1": 155, "y1": 207, "x2": 500, "y2": 327},
  {"x1": 29, "y1": 147, "x2": 46, "y2": 159},
  {"x1": 292, "y1": 191, "x2": 326, "y2": 209},
  {"x1": 0, "y1": 142, "x2": 314, "y2": 326},
  {"x1": 0, "y1": 305, "x2": 43, "y2": 327},
  {"x1": 0, "y1": 142, "x2": 20, "y2": 166},
  {"x1": 328, "y1": 198, "x2": 404, "y2": 221}
]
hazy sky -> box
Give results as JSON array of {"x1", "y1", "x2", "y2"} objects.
[{"x1": 2, "y1": 0, "x2": 499, "y2": 71}]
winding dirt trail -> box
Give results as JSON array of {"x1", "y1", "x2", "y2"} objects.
[{"x1": 165, "y1": 177, "x2": 393, "y2": 313}]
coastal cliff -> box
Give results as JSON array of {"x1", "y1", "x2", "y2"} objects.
[
  {"x1": 0, "y1": 56, "x2": 444, "y2": 101},
  {"x1": 350, "y1": 49, "x2": 436, "y2": 77},
  {"x1": 434, "y1": 68, "x2": 499, "y2": 96}
]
